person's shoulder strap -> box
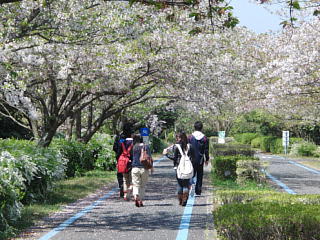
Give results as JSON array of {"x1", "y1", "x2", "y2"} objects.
[
  {"x1": 175, "y1": 144, "x2": 184, "y2": 156},
  {"x1": 121, "y1": 142, "x2": 127, "y2": 153},
  {"x1": 127, "y1": 143, "x2": 133, "y2": 152}
]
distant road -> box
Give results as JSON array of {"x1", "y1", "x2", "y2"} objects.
[
  {"x1": 258, "y1": 154, "x2": 320, "y2": 194},
  {"x1": 16, "y1": 157, "x2": 215, "y2": 240}
]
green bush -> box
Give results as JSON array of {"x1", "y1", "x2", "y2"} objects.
[
  {"x1": 89, "y1": 134, "x2": 116, "y2": 171},
  {"x1": 210, "y1": 143, "x2": 255, "y2": 157},
  {"x1": 214, "y1": 201, "x2": 320, "y2": 240},
  {"x1": 250, "y1": 136, "x2": 263, "y2": 148},
  {"x1": 234, "y1": 133, "x2": 260, "y2": 145},
  {"x1": 236, "y1": 160, "x2": 266, "y2": 184},
  {"x1": 165, "y1": 131, "x2": 176, "y2": 144},
  {"x1": 289, "y1": 141, "x2": 317, "y2": 157},
  {"x1": 0, "y1": 139, "x2": 66, "y2": 202},
  {"x1": 260, "y1": 136, "x2": 277, "y2": 152},
  {"x1": 213, "y1": 155, "x2": 258, "y2": 180},
  {"x1": 150, "y1": 136, "x2": 167, "y2": 153},
  {"x1": 0, "y1": 139, "x2": 66, "y2": 239},
  {"x1": 52, "y1": 139, "x2": 98, "y2": 178},
  {"x1": 270, "y1": 138, "x2": 283, "y2": 154}
]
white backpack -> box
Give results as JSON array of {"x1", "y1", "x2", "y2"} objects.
[{"x1": 176, "y1": 144, "x2": 194, "y2": 179}]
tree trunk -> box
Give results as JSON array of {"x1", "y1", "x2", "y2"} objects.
[
  {"x1": 37, "y1": 126, "x2": 58, "y2": 147},
  {"x1": 75, "y1": 110, "x2": 81, "y2": 140},
  {"x1": 66, "y1": 117, "x2": 74, "y2": 141}
]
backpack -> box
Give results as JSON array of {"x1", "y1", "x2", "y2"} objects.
[
  {"x1": 176, "y1": 144, "x2": 194, "y2": 179},
  {"x1": 190, "y1": 136, "x2": 207, "y2": 164},
  {"x1": 117, "y1": 142, "x2": 133, "y2": 173}
]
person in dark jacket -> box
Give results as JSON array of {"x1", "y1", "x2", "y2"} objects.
[
  {"x1": 174, "y1": 131, "x2": 195, "y2": 206},
  {"x1": 113, "y1": 133, "x2": 124, "y2": 198},
  {"x1": 188, "y1": 121, "x2": 209, "y2": 196},
  {"x1": 113, "y1": 123, "x2": 133, "y2": 199}
]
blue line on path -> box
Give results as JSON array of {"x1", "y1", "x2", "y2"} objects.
[
  {"x1": 288, "y1": 160, "x2": 320, "y2": 175},
  {"x1": 176, "y1": 193, "x2": 195, "y2": 240},
  {"x1": 263, "y1": 170, "x2": 296, "y2": 195},
  {"x1": 38, "y1": 156, "x2": 165, "y2": 240}
]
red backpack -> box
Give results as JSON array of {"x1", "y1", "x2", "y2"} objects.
[{"x1": 117, "y1": 142, "x2": 133, "y2": 173}]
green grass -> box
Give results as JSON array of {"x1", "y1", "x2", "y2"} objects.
[{"x1": 11, "y1": 170, "x2": 116, "y2": 239}]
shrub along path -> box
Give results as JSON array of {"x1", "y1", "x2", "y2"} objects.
[
  {"x1": 14, "y1": 156, "x2": 215, "y2": 240},
  {"x1": 258, "y1": 153, "x2": 320, "y2": 194}
]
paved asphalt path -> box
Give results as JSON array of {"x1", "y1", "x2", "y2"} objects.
[
  {"x1": 258, "y1": 153, "x2": 320, "y2": 194},
  {"x1": 24, "y1": 157, "x2": 215, "y2": 240}
]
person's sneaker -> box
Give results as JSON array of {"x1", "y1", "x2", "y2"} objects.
[
  {"x1": 135, "y1": 199, "x2": 140, "y2": 207},
  {"x1": 139, "y1": 201, "x2": 144, "y2": 207}
]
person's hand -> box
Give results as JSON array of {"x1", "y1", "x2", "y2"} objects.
[{"x1": 205, "y1": 161, "x2": 209, "y2": 166}]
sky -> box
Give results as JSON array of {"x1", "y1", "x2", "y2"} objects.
[{"x1": 230, "y1": 0, "x2": 283, "y2": 33}]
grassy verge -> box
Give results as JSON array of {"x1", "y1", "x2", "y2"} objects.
[{"x1": 11, "y1": 170, "x2": 116, "y2": 238}]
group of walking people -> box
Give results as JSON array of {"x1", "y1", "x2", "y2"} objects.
[
  {"x1": 113, "y1": 121, "x2": 209, "y2": 207},
  {"x1": 113, "y1": 124, "x2": 153, "y2": 207}
]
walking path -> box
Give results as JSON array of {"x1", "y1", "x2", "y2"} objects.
[
  {"x1": 258, "y1": 154, "x2": 320, "y2": 194},
  {"x1": 16, "y1": 156, "x2": 215, "y2": 240}
]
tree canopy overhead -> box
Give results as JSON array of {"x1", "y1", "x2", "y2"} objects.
[{"x1": 0, "y1": 0, "x2": 319, "y2": 146}]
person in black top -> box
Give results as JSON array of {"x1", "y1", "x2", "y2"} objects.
[
  {"x1": 174, "y1": 131, "x2": 195, "y2": 206},
  {"x1": 188, "y1": 121, "x2": 209, "y2": 196},
  {"x1": 113, "y1": 133, "x2": 124, "y2": 198}
]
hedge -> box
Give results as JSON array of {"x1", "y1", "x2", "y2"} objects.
[
  {"x1": 210, "y1": 143, "x2": 255, "y2": 157},
  {"x1": 214, "y1": 201, "x2": 320, "y2": 240},
  {"x1": 212, "y1": 155, "x2": 259, "y2": 180}
]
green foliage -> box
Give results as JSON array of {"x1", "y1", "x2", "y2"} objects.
[
  {"x1": 89, "y1": 134, "x2": 116, "y2": 171},
  {"x1": 0, "y1": 139, "x2": 66, "y2": 238},
  {"x1": 234, "y1": 133, "x2": 260, "y2": 145},
  {"x1": 230, "y1": 110, "x2": 284, "y2": 137},
  {"x1": 250, "y1": 136, "x2": 263, "y2": 148},
  {"x1": 214, "y1": 199, "x2": 320, "y2": 240},
  {"x1": 52, "y1": 139, "x2": 98, "y2": 178},
  {"x1": 260, "y1": 136, "x2": 277, "y2": 152},
  {"x1": 269, "y1": 138, "x2": 283, "y2": 154},
  {"x1": 165, "y1": 131, "x2": 176, "y2": 144},
  {"x1": 289, "y1": 141, "x2": 317, "y2": 157},
  {"x1": 210, "y1": 143, "x2": 255, "y2": 157},
  {"x1": 0, "y1": 139, "x2": 66, "y2": 202},
  {"x1": 236, "y1": 160, "x2": 266, "y2": 184},
  {"x1": 150, "y1": 135, "x2": 167, "y2": 153},
  {"x1": 212, "y1": 155, "x2": 258, "y2": 180}
]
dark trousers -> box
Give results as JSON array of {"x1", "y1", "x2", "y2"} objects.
[
  {"x1": 117, "y1": 172, "x2": 124, "y2": 191},
  {"x1": 192, "y1": 163, "x2": 204, "y2": 194},
  {"x1": 176, "y1": 177, "x2": 190, "y2": 194}
]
